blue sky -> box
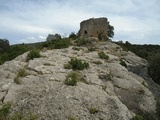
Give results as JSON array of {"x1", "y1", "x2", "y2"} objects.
[{"x1": 0, "y1": 0, "x2": 160, "y2": 45}]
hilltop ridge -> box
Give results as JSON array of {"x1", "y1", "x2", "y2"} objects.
[{"x1": 0, "y1": 39, "x2": 160, "y2": 120}]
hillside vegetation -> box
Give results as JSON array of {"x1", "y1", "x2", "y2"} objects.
[{"x1": 115, "y1": 41, "x2": 160, "y2": 85}]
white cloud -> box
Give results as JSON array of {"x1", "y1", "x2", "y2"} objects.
[
  {"x1": 0, "y1": 0, "x2": 160, "y2": 44},
  {"x1": 39, "y1": 35, "x2": 46, "y2": 40},
  {"x1": 19, "y1": 36, "x2": 46, "y2": 43}
]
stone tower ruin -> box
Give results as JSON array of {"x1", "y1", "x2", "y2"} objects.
[{"x1": 78, "y1": 17, "x2": 109, "y2": 40}]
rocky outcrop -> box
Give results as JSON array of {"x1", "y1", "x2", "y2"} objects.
[
  {"x1": 0, "y1": 40, "x2": 160, "y2": 120},
  {"x1": 46, "y1": 34, "x2": 61, "y2": 41}
]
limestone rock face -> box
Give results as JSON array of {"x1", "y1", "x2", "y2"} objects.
[
  {"x1": 0, "y1": 40, "x2": 160, "y2": 120},
  {"x1": 121, "y1": 52, "x2": 149, "y2": 78}
]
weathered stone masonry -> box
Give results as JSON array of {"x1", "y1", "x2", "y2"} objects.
[{"x1": 78, "y1": 17, "x2": 109, "y2": 40}]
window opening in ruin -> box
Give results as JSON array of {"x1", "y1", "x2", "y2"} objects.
[{"x1": 84, "y1": 30, "x2": 88, "y2": 35}]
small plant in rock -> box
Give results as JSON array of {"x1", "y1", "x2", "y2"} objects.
[
  {"x1": 43, "y1": 63, "x2": 52, "y2": 66},
  {"x1": 89, "y1": 107, "x2": 98, "y2": 114},
  {"x1": 17, "y1": 68, "x2": 27, "y2": 77},
  {"x1": 99, "y1": 118, "x2": 104, "y2": 120},
  {"x1": 131, "y1": 114, "x2": 144, "y2": 120},
  {"x1": 120, "y1": 59, "x2": 127, "y2": 68},
  {"x1": 156, "y1": 101, "x2": 160, "y2": 119},
  {"x1": 65, "y1": 72, "x2": 80, "y2": 86},
  {"x1": 64, "y1": 63, "x2": 72, "y2": 69},
  {"x1": 92, "y1": 60, "x2": 102, "y2": 65},
  {"x1": 0, "y1": 102, "x2": 11, "y2": 120},
  {"x1": 26, "y1": 49, "x2": 41, "y2": 62},
  {"x1": 68, "y1": 116, "x2": 77, "y2": 120},
  {"x1": 14, "y1": 76, "x2": 21, "y2": 84},
  {"x1": 10, "y1": 111, "x2": 39, "y2": 120},
  {"x1": 14, "y1": 68, "x2": 27, "y2": 84},
  {"x1": 98, "y1": 51, "x2": 109, "y2": 60},
  {"x1": 68, "y1": 58, "x2": 89, "y2": 70},
  {"x1": 138, "y1": 88, "x2": 145, "y2": 94},
  {"x1": 72, "y1": 47, "x2": 80, "y2": 51},
  {"x1": 99, "y1": 74, "x2": 112, "y2": 81},
  {"x1": 88, "y1": 46, "x2": 96, "y2": 51},
  {"x1": 101, "y1": 85, "x2": 107, "y2": 91}
]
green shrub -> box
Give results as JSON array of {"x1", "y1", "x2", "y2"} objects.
[
  {"x1": 138, "y1": 88, "x2": 145, "y2": 94},
  {"x1": 120, "y1": 60, "x2": 127, "y2": 68},
  {"x1": 72, "y1": 47, "x2": 80, "y2": 51},
  {"x1": 88, "y1": 46, "x2": 96, "y2": 51},
  {"x1": 64, "y1": 63, "x2": 72, "y2": 69},
  {"x1": 99, "y1": 74, "x2": 112, "y2": 81},
  {"x1": 69, "y1": 32, "x2": 78, "y2": 40},
  {"x1": 68, "y1": 116, "x2": 77, "y2": 120},
  {"x1": 98, "y1": 51, "x2": 109, "y2": 60},
  {"x1": 43, "y1": 63, "x2": 51, "y2": 66},
  {"x1": 14, "y1": 68, "x2": 27, "y2": 84},
  {"x1": 65, "y1": 72, "x2": 80, "y2": 86},
  {"x1": 17, "y1": 69, "x2": 27, "y2": 77},
  {"x1": 148, "y1": 54, "x2": 160, "y2": 85},
  {"x1": 0, "y1": 102, "x2": 11, "y2": 120},
  {"x1": 52, "y1": 39, "x2": 70, "y2": 49},
  {"x1": 0, "y1": 102, "x2": 38, "y2": 120},
  {"x1": 10, "y1": 111, "x2": 39, "y2": 120},
  {"x1": 26, "y1": 49, "x2": 41, "y2": 62},
  {"x1": 89, "y1": 107, "x2": 98, "y2": 114},
  {"x1": 131, "y1": 115, "x2": 144, "y2": 120},
  {"x1": 0, "y1": 44, "x2": 32, "y2": 65},
  {"x1": 68, "y1": 58, "x2": 89, "y2": 70},
  {"x1": 101, "y1": 85, "x2": 107, "y2": 91},
  {"x1": 75, "y1": 38, "x2": 92, "y2": 46},
  {"x1": 156, "y1": 101, "x2": 160, "y2": 119}
]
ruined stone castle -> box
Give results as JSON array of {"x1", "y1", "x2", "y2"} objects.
[{"x1": 78, "y1": 17, "x2": 109, "y2": 40}]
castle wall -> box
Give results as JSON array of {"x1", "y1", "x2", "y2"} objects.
[{"x1": 78, "y1": 18, "x2": 109, "y2": 39}]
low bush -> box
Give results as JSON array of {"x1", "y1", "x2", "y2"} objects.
[
  {"x1": 120, "y1": 59, "x2": 127, "y2": 68},
  {"x1": 101, "y1": 85, "x2": 107, "y2": 91},
  {"x1": 69, "y1": 32, "x2": 78, "y2": 40},
  {"x1": 72, "y1": 47, "x2": 80, "y2": 51},
  {"x1": 14, "y1": 68, "x2": 27, "y2": 84},
  {"x1": 26, "y1": 49, "x2": 41, "y2": 62},
  {"x1": 10, "y1": 111, "x2": 39, "y2": 120},
  {"x1": 0, "y1": 102, "x2": 38, "y2": 120},
  {"x1": 88, "y1": 46, "x2": 96, "y2": 51},
  {"x1": 89, "y1": 107, "x2": 98, "y2": 114},
  {"x1": 52, "y1": 39, "x2": 70, "y2": 49},
  {"x1": 138, "y1": 88, "x2": 145, "y2": 94},
  {"x1": 99, "y1": 74, "x2": 112, "y2": 81},
  {"x1": 14, "y1": 76, "x2": 21, "y2": 84},
  {"x1": 0, "y1": 102, "x2": 11, "y2": 120},
  {"x1": 156, "y1": 101, "x2": 160, "y2": 119},
  {"x1": 65, "y1": 72, "x2": 80, "y2": 86},
  {"x1": 17, "y1": 69, "x2": 27, "y2": 77},
  {"x1": 64, "y1": 63, "x2": 72, "y2": 69},
  {"x1": 131, "y1": 114, "x2": 144, "y2": 120},
  {"x1": 0, "y1": 44, "x2": 32, "y2": 65},
  {"x1": 98, "y1": 51, "x2": 109, "y2": 60},
  {"x1": 68, "y1": 58, "x2": 89, "y2": 70},
  {"x1": 68, "y1": 116, "x2": 77, "y2": 120},
  {"x1": 75, "y1": 38, "x2": 92, "y2": 46}
]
